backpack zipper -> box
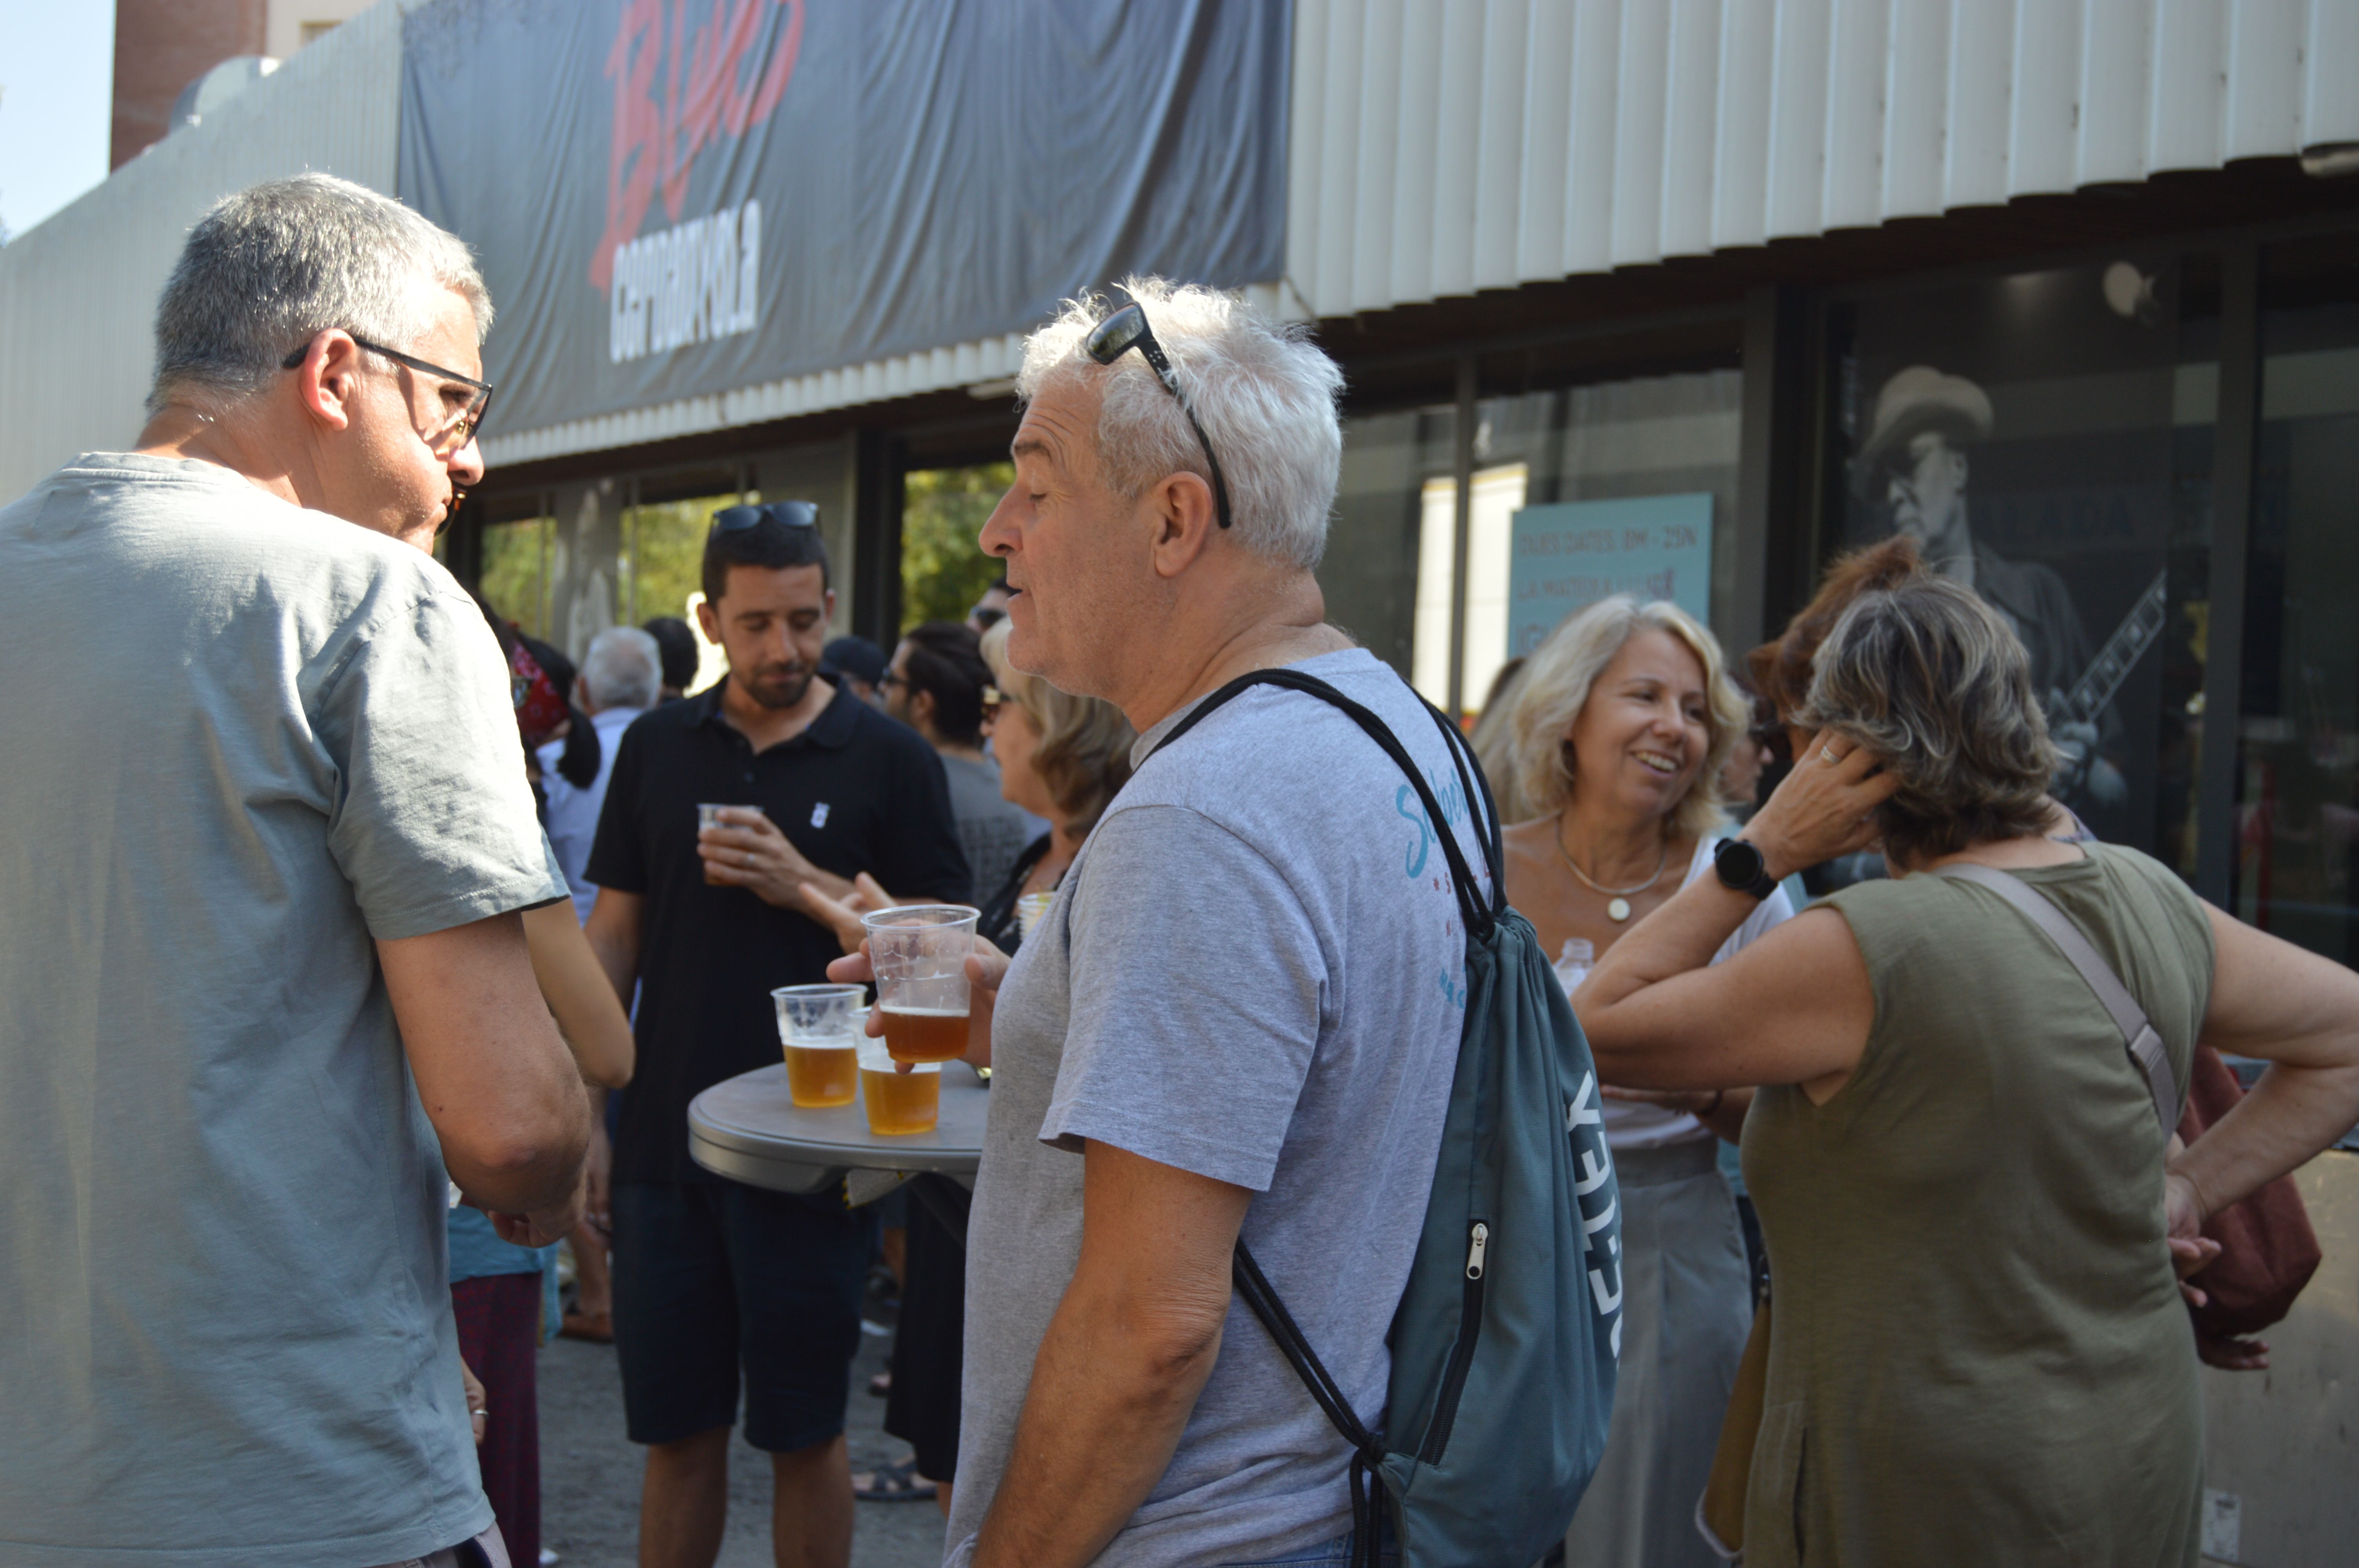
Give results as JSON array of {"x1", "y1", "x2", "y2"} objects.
[{"x1": 1418, "y1": 1220, "x2": 1489, "y2": 1465}]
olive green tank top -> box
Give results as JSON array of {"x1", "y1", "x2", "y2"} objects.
[{"x1": 1738, "y1": 843, "x2": 2214, "y2": 1568}]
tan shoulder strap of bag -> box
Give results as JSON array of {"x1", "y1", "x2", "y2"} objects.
[{"x1": 1931, "y1": 861, "x2": 2179, "y2": 1135}]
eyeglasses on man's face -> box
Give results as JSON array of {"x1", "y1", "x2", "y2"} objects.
[
  {"x1": 281, "y1": 332, "x2": 494, "y2": 457},
  {"x1": 709, "y1": 500, "x2": 821, "y2": 536},
  {"x1": 1082, "y1": 301, "x2": 1234, "y2": 530}
]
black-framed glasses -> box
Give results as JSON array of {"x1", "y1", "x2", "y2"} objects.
[
  {"x1": 1082, "y1": 301, "x2": 1234, "y2": 530},
  {"x1": 281, "y1": 332, "x2": 494, "y2": 453},
  {"x1": 710, "y1": 500, "x2": 820, "y2": 535}
]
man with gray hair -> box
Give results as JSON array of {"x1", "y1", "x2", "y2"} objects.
[
  {"x1": 0, "y1": 173, "x2": 588, "y2": 1568},
  {"x1": 543, "y1": 624, "x2": 665, "y2": 924},
  {"x1": 837, "y1": 278, "x2": 1488, "y2": 1565}
]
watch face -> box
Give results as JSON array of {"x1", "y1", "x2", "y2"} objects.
[{"x1": 1717, "y1": 839, "x2": 1766, "y2": 887}]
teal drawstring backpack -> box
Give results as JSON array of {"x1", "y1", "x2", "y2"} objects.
[{"x1": 1157, "y1": 669, "x2": 1624, "y2": 1568}]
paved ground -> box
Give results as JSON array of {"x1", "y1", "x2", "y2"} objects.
[{"x1": 538, "y1": 1325, "x2": 947, "y2": 1568}]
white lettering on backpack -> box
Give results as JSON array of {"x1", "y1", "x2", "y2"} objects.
[{"x1": 1568, "y1": 1071, "x2": 1624, "y2": 1356}]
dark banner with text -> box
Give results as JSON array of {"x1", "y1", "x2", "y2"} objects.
[{"x1": 398, "y1": 0, "x2": 1289, "y2": 437}]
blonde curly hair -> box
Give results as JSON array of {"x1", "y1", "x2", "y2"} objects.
[{"x1": 1508, "y1": 596, "x2": 1747, "y2": 840}]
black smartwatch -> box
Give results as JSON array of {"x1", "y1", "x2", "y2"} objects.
[{"x1": 1714, "y1": 837, "x2": 1779, "y2": 901}]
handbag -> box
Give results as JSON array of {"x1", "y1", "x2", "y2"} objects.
[
  {"x1": 1692, "y1": 861, "x2": 2186, "y2": 1561},
  {"x1": 2177, "y1": 1046, "x2": 2321, "y2": 1343}
]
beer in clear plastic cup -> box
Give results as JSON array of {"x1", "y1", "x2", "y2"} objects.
[
  {"x1": 772, "y1": 984, "x2": 863, "y2": 1108},
  {"x1": 856, "y1": 1033, "x2": 940, "y2": 1135},
  {"x1": 859, "y1": 904, "x2": 979, "y2": 1064}
]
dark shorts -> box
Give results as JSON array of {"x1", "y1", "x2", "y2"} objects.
[{"x1": 611, "y1": 1180, "x2": 876, "y2": 1452}]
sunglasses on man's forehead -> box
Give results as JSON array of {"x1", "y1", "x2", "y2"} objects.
[
  {"x1": 1083, "y1": 301, "x2": 1234, "y2": 530},
  {"x1": 709, "y1": 500, "x2": 820, "y2": 536}
]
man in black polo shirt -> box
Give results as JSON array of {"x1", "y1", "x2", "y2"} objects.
[{"x1": 583, "y1": 501, "x2": 969, "y2": 1568}]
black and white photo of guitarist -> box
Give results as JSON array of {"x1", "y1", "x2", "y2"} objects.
[{"x1": 1858, "y1": 365, "x2": 2127, "y2": 811}]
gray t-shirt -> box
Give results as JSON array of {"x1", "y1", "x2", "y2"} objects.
[
  {"x1": 0, "y1": 455, "x2": 568, "y2": 1567},
  {"x1": 948, "y1": 649, "x2": 1488, "y2": 1566},
  {"x1": 941, "y1": 749, "x2": 1035, "y2": 900}
]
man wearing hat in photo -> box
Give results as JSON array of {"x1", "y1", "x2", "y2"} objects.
[{"x1": 1859, "y1": 365, "x2": 2124, "y2": 810}]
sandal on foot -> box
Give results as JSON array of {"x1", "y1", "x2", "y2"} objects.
[{"x1": 852, "y1": 1459, "x2": 937, "y2": 1503}]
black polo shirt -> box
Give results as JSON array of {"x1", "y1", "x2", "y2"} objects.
[{"x1": 587, "y1": 682, "x2": 972, "y2": 1184}]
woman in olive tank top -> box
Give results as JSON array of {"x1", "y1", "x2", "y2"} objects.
[{"x1": 1574, "y1": 578, "x2": 2359, "y2": 1568}]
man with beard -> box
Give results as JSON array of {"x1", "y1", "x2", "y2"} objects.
[{"x1": 581, "y1": 501, "x2": 970, "y2": 1568}]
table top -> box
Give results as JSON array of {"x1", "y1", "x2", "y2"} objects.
[{"x1": 687, "y1": 1061, "x2": 989, "y2": 1194}]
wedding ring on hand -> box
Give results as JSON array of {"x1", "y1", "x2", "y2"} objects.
[{"x1": 1820, "y1": 744, "x2": 1842, "y2": 765}]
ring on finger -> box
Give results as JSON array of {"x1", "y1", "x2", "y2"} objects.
[{"x1": 1820, "y1": 743, "x2": 1842, "y2": 765}]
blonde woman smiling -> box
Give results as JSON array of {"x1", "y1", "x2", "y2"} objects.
[{"x1": 1501, "y1": 595, "x2": 1785, "y2": 1568}]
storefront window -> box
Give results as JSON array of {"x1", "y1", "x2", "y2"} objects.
[
  {"x1": 622, "y1": 490, "x2": 738, "y2": 628},
  {"x1": 902, "y1": 464, "x2": 1014, "y2": 633},
  {"x1": 1325, "y1": 402, "x2": 1457, "y2": 685},
  {"x1": 2237, "y1": 234, "x2": 2359, "y2": 959},
  {"x1": 1330, "y1": 372, "x2": 1742, "y2": 721},
  {"x1": 1827, "y1": 259, "x2": 2213, "y2": 866},
  {"x1": 478, "y1": 515, "x2": 555, "y2": 639}
]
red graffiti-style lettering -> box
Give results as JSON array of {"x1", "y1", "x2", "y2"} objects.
[{"x1": 593, "y1": 0, "x2": 802, "y2": 291}]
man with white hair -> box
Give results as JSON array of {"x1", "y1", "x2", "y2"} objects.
[
  {"x1": 543, "y1": 624, "x2": 665, "y2": 923},
  {"x1": 0, "y1": 174, "x2": 589, "y2": 1568},
  {"x1": 853, "y1": 279, "x2": 1488, "y2": 1566}
]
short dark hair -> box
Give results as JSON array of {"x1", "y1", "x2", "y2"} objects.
[
  {"x1": 897, "y1": 621, "x2": 991, "y2": 748},
  {"x1": 701, "y1": 503, "x2": 830, "y2": 605},
  {"x1": 640, "y1": 616, "x2": 699, "y2": 693}
]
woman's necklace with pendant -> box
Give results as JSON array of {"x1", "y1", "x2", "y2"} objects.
[{"x1": 1555, "y1": 813, "x2": 1669, "y2": 922}]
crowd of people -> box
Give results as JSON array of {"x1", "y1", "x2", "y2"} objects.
[{"x1": 7, "y1": 171, "x2": 2359, "y2": 1568}]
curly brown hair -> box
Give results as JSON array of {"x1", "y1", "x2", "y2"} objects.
[
  {"x1": 1797, "y1": 578, "x2": 2058, "y2": 862},
  {"x1": 1747, "y1": 537, "x2": 1929, "y2": 721}
]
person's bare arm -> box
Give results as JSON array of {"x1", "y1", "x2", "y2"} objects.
[
  {"x1": 2167, "y1": 906, "x2": 2359, "y2": 1229},
  {"x1": 378, "y1": 911, "x2": 590, "y2": 1240},
  {"x1": 1581, "y1": 906, "x2": 1875, "y2": 1094},
  {"x1": 969, "y1": 1142, "x2": 1252, "y2": 1568},
  {"x1": 1579, "y1": 731, "x2": 1895, "y2": 1094},
  {"x1": 522, "y1": 902, "x2": 635, "y2": 1089},
  {"x1": 582, "y1": 886, "x2": 644, "y2": 1007}
]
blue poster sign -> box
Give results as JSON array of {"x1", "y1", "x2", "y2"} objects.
[{"x1": 1508, "y1": 494, "x2": 1714, "y2": 659}]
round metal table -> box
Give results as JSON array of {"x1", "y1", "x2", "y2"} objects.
[{"x1": 687, "y1": 1060, "x2": 988, "y2": 1205}]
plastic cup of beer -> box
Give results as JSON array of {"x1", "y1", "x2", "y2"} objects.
[
  {"x1": 1015, "y1": 890, "x2": 1054, "y2": 940},
  {"x1": 857, "y1": 1032, "x2": 941, "y2": 1135},
  {"x1": 697, "y1": 803, "x2": 738, "y2": 885},
  {"x1": 772, "y1": 984, "x2": 863, "y2": 1108},
  {"x1": 859, "y1": 904, "x2": 980, "y2": 1064}
]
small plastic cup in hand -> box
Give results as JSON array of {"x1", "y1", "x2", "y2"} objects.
[
  {"x1": 857, "y1": 1032, "x2": 940, "y2": 1135},
  {"x1": 1015, "y1": 890, "x2": 1054, "y2": 940},
  {"x1": 697, "y1": 803, "x2": 743, "y2": 885},
  {"x1": 772, "y1": 984, "x2": 863, "y2": 1108},
  {"x1": 859, "y1": 904, "x2": 979, "y2": 1063}
]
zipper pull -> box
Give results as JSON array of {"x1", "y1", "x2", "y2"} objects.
[{"x1": 1466, "y1": 1221, "x2": 1490, "y2": 1279}]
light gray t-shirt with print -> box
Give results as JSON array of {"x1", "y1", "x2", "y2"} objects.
[
  {"x1": 0, "y1": 455, "x2": 568, "y2": 1568},
  {"x1": 947, "y1": 649, "x2": 1490, "y2": 1567}
]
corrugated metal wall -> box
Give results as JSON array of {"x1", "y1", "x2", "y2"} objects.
[
  {"x1": 7, "y1": 0, "x2": 2356, "y2": 490},
  {"x1": 1285, "y1": 0, "x2": 2359, "y2": 320},
  {"x1": 0, "y1": 1, "x2": 415, "y2": 499}
]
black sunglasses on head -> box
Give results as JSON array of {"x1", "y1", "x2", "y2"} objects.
[
  {"x1": 710, "y1": 500, "x2": 821, "y2": 535},
  {"x1": 1083, "y1": 301, "x2": 1233, "y2": 530}
]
